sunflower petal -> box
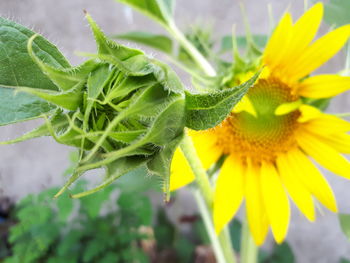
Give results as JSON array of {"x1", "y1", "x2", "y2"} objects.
[
  {"x1": 313, "y1": 133, "x2": 350, "y2": 154},
  {"x1": 299, "y1": 106, "x2": 350, "y2": 133},
  {"x1": 190, "y1": 130, "x2": 222, "y2": 169},
  {"x1": 298, "y1": 75, "x2": 350, "y2": 98},
  {"x1": 213, "y1": 157, "x2": 244, "y2": 234},
  {"x1": 245, "y1": 159, "x2": 269, "y2": 245},
  {"x1": 277, "y1": 153, "x2": 315, "y2": 221},
  {"x1": 170, "y1": 148, "x2": 195, "y2": 191},
  {"x1": 286, "y1": 24, "x2": 350, "y2": 81},
  {"x1": 263, "y1": 12, "x2": 293, "y2": 69},
  {"x1": 260, "y1": 161, "x2": 290, "y2": 243},
  {"x1": 296, "y1": 129, "x2": 350, "y2": 179},
  {"x1": 287, "y1": 148, "x2": 338, "y2": 212},
  {"x1": 279, "y1": 3, "x2": 324, "y2": 73}
]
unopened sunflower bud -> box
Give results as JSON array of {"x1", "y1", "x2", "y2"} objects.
[{"x1": 3, "y1": 14, "x2": 185, "y2": 199}]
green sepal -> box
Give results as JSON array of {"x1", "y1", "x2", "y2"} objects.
[
  {"x1": 27, "y1": 35, "x2": 99, "y2": 91},
  {"x1": 185, "y1": 72, "x2": 260, "y2": 130},
  {"x1": 113, "y1": 31, "x2": 173, "y2": 54},
  {"x1": 85, "y1": 12, "x2": 143, "y2": 60},
  {"x1": 108, "y1": 130, "x2": 147, "y2": 143},
  {"x1": 124, "y1": 83, "x2": 180, "y2": 118},
  {"x1": 147, "y1": 133, "x2": 184, "y2": 201},
  {"x1": 82, "y1": 97, "x2": 185, "y2": 171},
  {"x1": 150, "y1": 59, "x2": 184, "y2": 94},
  {"x1": 84, "y1": 64, "x2": 116, "y2": 128},
  {"x1": 0, "y1": 111, "x2": 66, "y2": 145},
  {"x1": 71, "y1": 156, "x2": 149, "y2": 198},
  {"x1": 140, "y1": 97, "x2": 185, "y2": 145},
  {"x1": 10, "y1": 81, "x2": 84, "y2": 111}
]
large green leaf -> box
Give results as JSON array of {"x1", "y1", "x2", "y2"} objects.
[
  {"x1": 0, "y1": 89, "x2": 53, "y2": 126},
  {"x1": 185, "y1": 72, "x2": 259, "y2": 130},
  {"x1": 0, "y1": 17, "x2": 70, "y2": 125},
  {"x1": 113, "y1": 31, "x2": 173, "y2": 54},
  {"x1": 325, "y1": 0, "x2": 350, "y2": 27},
  {"x1": 339, "y1": 214, "x2": 350, "y2": 240},
  {"x1": 115, "y1": 0, "x2": 174, "y2": 27}
]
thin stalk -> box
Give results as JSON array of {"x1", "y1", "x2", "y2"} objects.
[
  {"x1": 333, "y1": 112, "x2": 350, "y2": 117},
  {"x1": 180, "y1": 133, "x2": 237, "y2": 263},
  {"x1": 193, "y1": 190, "x2": 227, "y2": 263},
  {"x1": 167, "y1": 22, "x2": 217, "y2": 77},
  {"x1": 241, "y1": 218, "x2": 258, "y2": 263}
]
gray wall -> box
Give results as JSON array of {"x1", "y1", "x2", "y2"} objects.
[{"x1": 0, "y1": 0, "x2": 350, "y2": 262}]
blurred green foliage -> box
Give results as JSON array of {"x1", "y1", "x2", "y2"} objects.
[{"x1": 4, "y1": 180, "x2": 151, "y2": 263}]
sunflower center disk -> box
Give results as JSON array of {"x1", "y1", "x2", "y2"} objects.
[{"x1": 213, "y1": 78, "x2": 300, "y2": 163}]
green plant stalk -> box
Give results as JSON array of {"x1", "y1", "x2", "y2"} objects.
[
  {"x1": 333, "y1": 112, "x2": 350, "y2": 117},
  {"x1": 167, "y1": 22, "x2": 217, "y2": 77},
  {"x1": 241, "y1": 218, "x2": 258, "y2": 263},
  {"x1": 193, "y1": 190, "x2": 227, "y2": 263},
  {"x1": 180, "y1": 132, "x2": 237, "y2": 263}
]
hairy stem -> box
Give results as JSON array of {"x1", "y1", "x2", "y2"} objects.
[
  {"x1": 180, "y1": 132, "x2": 237, "y2": 263},
  {"x1": 167, "y1": 22, "x2": 217, "y2": 77}
]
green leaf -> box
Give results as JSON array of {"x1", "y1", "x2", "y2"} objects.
[
  {"x1": 0, "y1": 89, "x2": 54, "y2": 126},
  {"x1": 56, "y1": 194, "x2": 74, "y2": 222},
  {"x1": 185, "y1": 72, "x2": 259, "y2": 130},
  {"x1": 82, "y1": 239, "x2": 106, "y2": 262},
  {"x1": 79, "y1": 186, "x2": 115, "y2": 219},
  {"x1": 305, "y1": 98, "x2": 331, "y2": 111},
  {"x1": 115, "y1": 166, "x2": 159, "y2": 193},
  {"x1": 193, "y1": 218, "x2": 210, "y2": 245},
  {"x1": 220, "y1": 34, "x2": 268, "y2": 53},
  {"x1": 174, "y1": 237, "x2": 195, "y2": 263},
  {"x1": 339, "y1": 214, "x2": 350, "y2": 240},
  {"x1": 99, "y1": 252, "x2": 120, "y2": 263},
  {"x1": 118, "y1": 192, "x2": 153, "y2": 226},
  {"x1": 114, "y1": 31, "x2": 173, "y2": 54},
  {"x1": 56, "y1": 230, "x2": 83, "y2": 256},
  {"x1": 262, "y1": 243, "x2": 294, "y2": 263},
  {"x1": 229, "y1": 219, "x2": 242, "y2": 252},
  {"x1": 0, "y1": 17, "x2": 70, "y2": 125},
  {"x1": 154, "y1": 209, "x2": 176, "y2": 249},
  {"x1": 340, "y1": 258, "x2": 350, "y2": 263},
  {"x1": 325, "y1": 0, "x2": 350, "y2": 27},
  {"x1": 115, "y1": 0, "x2": 174, "y2": 27}
]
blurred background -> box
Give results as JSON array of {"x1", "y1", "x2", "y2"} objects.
[{"x1": 0, "y1": 0, "x2": 349, "y2": 262}]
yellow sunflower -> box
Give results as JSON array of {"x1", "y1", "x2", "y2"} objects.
[{"x1": 170, "y1": 3, "x2": 350, "y2": 245}]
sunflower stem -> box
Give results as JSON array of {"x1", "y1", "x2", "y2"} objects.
[
  {"x1": 193, "y1": 190, "x2": 227, "y2": 263},
  {"x1": 241, "y1": 218, "x2": 258, "y2": 263},
  {"x1": 180, "y1": 132, "x2": 237, "y2": 263},
  {"x1": 167, "y1": 22, "x2": 217, "y2": 77}
]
